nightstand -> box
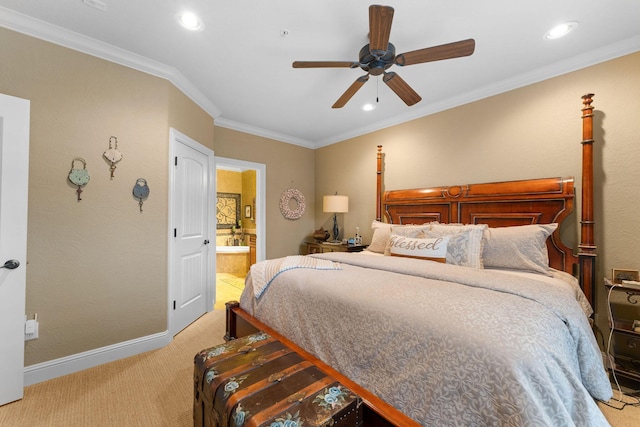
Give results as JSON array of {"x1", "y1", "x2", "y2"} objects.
[
  {"x1": 604, "y1": 277, "x2": 640, "y2": 389},
  {"x1": 304, "y1": 241, "x2": 366, "y2": 255}
]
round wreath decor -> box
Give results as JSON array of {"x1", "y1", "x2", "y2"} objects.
[{"x1": 279, "y1": 188, "x2": 305, "y2": 220}]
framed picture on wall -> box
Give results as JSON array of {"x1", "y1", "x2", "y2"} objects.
[
  {"x1": 216, "y1": 192, "x2": 240, "y2": 229},
  {"x1": 244, "y1": 205, "x2": 252, "y2": 218}
]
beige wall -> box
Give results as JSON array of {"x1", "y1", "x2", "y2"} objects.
[
  {"x1": 168, "y1": 85, "x2": 215, "y2": 150},
  {"x1": 1, "y1": 28, "x2": 213, "y2": 365},
  {"x1": 316, "y1": 51, "x2": 640, "y2": 335},
  {"x1": 213, "y1": 127, "x2": 315, "y2": 258}
]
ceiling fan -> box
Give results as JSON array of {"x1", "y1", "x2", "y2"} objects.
[{"x1": 292, "y1": 5, "x2": 475, "y2": 108}]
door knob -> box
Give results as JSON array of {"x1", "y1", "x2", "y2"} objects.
[
  {"x1": 1, "y1": 259, "x2": 20, "y2": 269},
  {"x1": 204, "y1": 239, "x2": 210, "y2": 245}
]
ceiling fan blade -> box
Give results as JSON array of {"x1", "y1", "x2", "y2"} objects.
[
  {"x1": 293, "y1": 61, "x2": 359, "y2": 68},
  {"x1": 395, "y1": 39, "x2": 476, "y2": 66},
  {"x1": 383, "y1": 72, "x2": 421, "y2": 106},
  {"x1": 332, "y1": 75, "x2": 370, "y2": 109},
  {"x1": 369, "y1": 5, "x2": 394, "y2": 54}
]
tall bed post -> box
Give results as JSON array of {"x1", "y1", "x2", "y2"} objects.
[
  {"x1": 376, "y1": 145, "x2": 383, "y2": 222},
  {"x1": 579, "y1": 94, "x2": 596, "y2": 306}
]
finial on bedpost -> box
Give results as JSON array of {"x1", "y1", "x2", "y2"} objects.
[
  {"x1": 376, "y1": 145, "x2": 383, "y2": 222},
  {"x1": 579, "y1": 93, "x2": 596, "y2": 307}
]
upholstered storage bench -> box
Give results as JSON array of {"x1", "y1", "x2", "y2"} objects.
[{"x1": 194, "y1": 331, "x2": 362, "y2": 427}]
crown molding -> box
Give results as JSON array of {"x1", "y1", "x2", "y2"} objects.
[
  {"x1": 214, "y1": 117, "x2": 315, "y2": 149},
  {"x1": 2, "y1": 6, "x2": 638, "y2": 149},
  {"x1": 314, "y1": 34, "x2": 640, "y2": 148},
  {"x1": 0, "y1": 6, "x2": 221, "y2": 118}
]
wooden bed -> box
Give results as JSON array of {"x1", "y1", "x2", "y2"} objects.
[
  {"x1": 376, "y1": 93, "x2": 596, "y2": 306},
  {"x1": 225, "y1": 94, "x2": 602, "y2": 426}
]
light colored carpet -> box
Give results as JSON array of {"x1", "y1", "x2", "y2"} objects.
[
  {"x1": 1, "y1": 277, "x2": 638, "y2": 426},
  {"x1": 0, "y1": 278, "x2": 243, "y2": 427},
  {"x1": 0, "y1": 309, "x2": 228, "y2": 427},
  {"x1": 598, "y1": 388, "x2": 640, "y2": 426}
]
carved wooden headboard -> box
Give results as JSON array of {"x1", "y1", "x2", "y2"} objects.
[
  {"x1": 375, "y1": 94, "x2": 597, "y2": 306},
  {"x1": 382, "y1": 176, "x2": 576, "y2": 274}
]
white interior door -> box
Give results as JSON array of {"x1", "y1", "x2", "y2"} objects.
[
  {"x1": 0, "y1": 93, "x2": 30, "y2": 405},
  {"x1": 169, "y1": 129, "x2": 215, "y2": 335}
]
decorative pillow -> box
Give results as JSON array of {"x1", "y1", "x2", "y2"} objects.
[
  {"x1": 482, "y1": 223, "x2": 558, "y2": 275},
  {"x1": 388, "y1": 234, "x2": 449, "y2": 262},
  {"x1": 423, "y1": 223, "x2": 488, "y2": 269},
  {"x1": 367, "y1": 220, "x2": 431, "y2": 254},
  {"x1": 383, "y1": 225, "x2": 432, "y2": 255},
  {"x1": 366, "y1": 221, "x2": 393, "y2": 254}
]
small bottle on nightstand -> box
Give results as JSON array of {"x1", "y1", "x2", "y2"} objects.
[{"x1": 354, "y1": 227, "x2": 362, "y2": 245}]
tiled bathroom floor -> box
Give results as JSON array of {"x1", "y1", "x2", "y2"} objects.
[{"x1": 214, "y1": 273, "x2": 245, "y2": 310}]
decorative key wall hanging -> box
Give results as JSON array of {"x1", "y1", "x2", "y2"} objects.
[
  {"x1": 68, "y1": 157, "x2": 90, "y2": 201},
  {"x1": 132, "y1": 178, "x2": 150, "y2": 212},
  {"x1": 103, "y1": 136, "x2": 123, "y2": 179}
]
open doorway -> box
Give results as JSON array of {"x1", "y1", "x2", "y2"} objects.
[{"x1": 214, "y1": 157, "x2": 266, "y2": 309}]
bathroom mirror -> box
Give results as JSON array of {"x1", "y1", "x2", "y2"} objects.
[{"x1": 216, "y1": 192, "x2": 241, "y2": 229}]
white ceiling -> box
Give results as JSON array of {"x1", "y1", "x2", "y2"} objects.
[{"x1": 1, "y1": 1, "x2": 639, "y2": 148}]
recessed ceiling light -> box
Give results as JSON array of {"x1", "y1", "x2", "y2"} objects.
[
  {"x1": 178, "y1": 12, "x2": 203, "y2": 31},
  {"x1": 545, "y1": 22, "x2": 578, "y2": 39},
  {"x1": 362, "y1": 103, "x2": 376, "y2": 111}
]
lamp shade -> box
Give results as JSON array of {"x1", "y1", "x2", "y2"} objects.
[{"x1": 323, "y1": 195, "x2": 349, "y2": 213}]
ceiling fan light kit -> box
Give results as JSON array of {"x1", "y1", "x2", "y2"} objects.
[{"x1": 292, "y1": 5, "x2": 475, "y2": 109}]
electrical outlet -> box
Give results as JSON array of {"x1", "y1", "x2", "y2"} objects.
[{"x1": 24, "y1": 316, "x2": 39, "y2": 341}]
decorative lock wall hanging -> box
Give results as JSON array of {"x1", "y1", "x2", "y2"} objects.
[
  {"x1": 68, "y1": 157, "x2": 90, "y2": 201},
  {"x1": 103, "y1": 136, "x2": 123, "y2": 179},
  {"x1": 132, "y1": 178, "x2": 150, "y2": 213}
]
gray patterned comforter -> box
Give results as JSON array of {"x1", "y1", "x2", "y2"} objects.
[{"x1": 239, "y1": 252, "x2": 612, "y2": 426}]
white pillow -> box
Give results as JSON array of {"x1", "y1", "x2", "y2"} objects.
[
  {"x1": 366, "y1": 221, "x2": 393, "y2": 254},
  {"x1": 388, "y1": 234, "x2": 449, "y2": 262},
  {"x1": 423, "y1": 223, "x2": 488, "y2": 269},
  {"x1": 482, "y1": 223, "x2": 557, "y2": 275},
  {"x1": 367, "y1": 220, "x2": 431, "y2": 254},
  {"x1": 383, "y1": 224, "x2": 432, "y2": 255}
]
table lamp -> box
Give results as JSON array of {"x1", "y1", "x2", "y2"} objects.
[{"x1": 323, "y1": 194, "x2": 349, "y2": 243}]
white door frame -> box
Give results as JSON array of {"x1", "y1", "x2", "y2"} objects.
[
  {"x1": 215, "y1": 157, "x2": 266, "y2": 264},
  {"x1": 168, "y1": 128, "x2": 215, "y2": 335},
  {"x1": 0, "y1": 93, "x2": 30, "y2": 405}
]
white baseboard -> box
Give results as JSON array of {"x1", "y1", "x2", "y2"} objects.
[{"x1": 24, "y1": 330, "x2": 172, "y2": 386}]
